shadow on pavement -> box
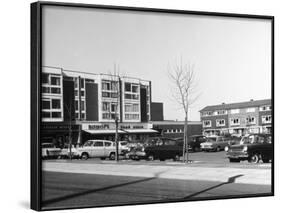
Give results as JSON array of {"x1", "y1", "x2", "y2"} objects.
[
  {"x1": 42, "y1": 170, "x2": 168, "y2": 206},
  {"x1": 182, "y1": 174, "x2": 244, "y2": 199}
]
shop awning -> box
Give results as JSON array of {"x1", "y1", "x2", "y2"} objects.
[
  {"x1": 122, "y1": 129, "x2": 159, "y2": 134},
  {"x1": 83, "y1": 129, "x2": 126, "y2": 134}
]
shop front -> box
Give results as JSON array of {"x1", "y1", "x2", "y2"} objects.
[
  {"x1": 41, "y1": 122, "x2": 80, "y2": 148},
  {"x1": 81, "y1": 122, "x2": 159, "y2": 143}
]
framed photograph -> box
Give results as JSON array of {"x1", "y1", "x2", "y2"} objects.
[{"x1": 31, "y1": 1, "x2": 274, "y2": 211}]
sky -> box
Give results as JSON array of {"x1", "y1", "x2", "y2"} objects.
[{"x1": 42, "y1": 6, "x2": 272, "y2": 121}]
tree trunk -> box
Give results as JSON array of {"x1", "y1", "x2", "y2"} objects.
[
  {"x1": 183, "y1": 113, "x2": 188, "y2": 163},
  {"x1": 115, "y1": 118, "x2": 119, "y2": 162}
]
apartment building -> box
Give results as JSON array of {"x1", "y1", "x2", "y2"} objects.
[
  {"x1": 41, "y1": 66, "x2": 159, "y2": 146},
  {"x1": 199, "y1": 99, "x2": 272, "y2": 136}
]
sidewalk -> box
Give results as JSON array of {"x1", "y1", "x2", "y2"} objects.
[{"x1": 43, "y1": 161, "x2": 271, "y2": 185}]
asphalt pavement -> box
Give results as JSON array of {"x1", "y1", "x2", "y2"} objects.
[{"x1": 41, "y1": 151, "x2": 273, "y2": 210}]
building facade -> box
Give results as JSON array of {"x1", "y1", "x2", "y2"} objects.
[
  {"x1": 200, "y1": 99, "x2": 272, "y2": 136},
  {"x1": 41, "y1": 66, "x2": 156, "y2": 146}
]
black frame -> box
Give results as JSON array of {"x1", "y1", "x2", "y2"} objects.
[{"x1": 31, "y1": 1, "x2": 274, "y2": 211}]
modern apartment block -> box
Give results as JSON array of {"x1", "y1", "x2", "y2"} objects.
[
  {"x1": 199, "y1": 99, "x2": 272, "y2": 136},
  {"x1": 41, "y1": 66, "x2": 156, "y2": 145}
]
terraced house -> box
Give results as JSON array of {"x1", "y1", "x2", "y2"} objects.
[{"x1": 199, "y1": 99, "x2": 272, "y2": 136}]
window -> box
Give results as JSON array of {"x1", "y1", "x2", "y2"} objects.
[
  {"x1": 214, "y1": 110, "x2": 227, "y2": 115},
  {"x1": 102, "y1": 81, "x2": 110, "y2": 90},
  {"x1": 51, "y1": 76, "x2": 60, "y2": 86},
  {"x1": 202, "y1": 111, "x2": 212, "y2": 117},
  {"x1": 246, "y1": 116, "x2": 256, "y2": 125},
  {"x1": 102, "y1": 113, "x2": 110, "y2": 119},
  {"x1": 52, "y1": 99, "x2": 61, "y2": 109},
  {"x1": 104, "y1": 142, "x2": 112, "y2": 147},
  {"x1": 93, "y1": 141, "x2": 103, "y2": 147},
  {"x1": 41, "y1": 97, "x2": 63, "y2": 120},
  {"x1": 125, "y1": 104, "x2": 139, "y2": 112},
  {"x1": 42, "y1": 73, "x2": 49, "y2": 84},
  {"x1": 80, "y1": 79, "x2": 85, "y2": 88},
  {"x1": 203, "y1": 120, "x2": 211, "y2": 127},
  {"x1": 51, "y1": 88, "x2": 61, "y2": 94},
  {"x1": 125, "y1": 114, "x2": 139, "y2": 120},
  {"x1": 111, "y1": 104, "x2": 117, "y2": 112},
  {"x1": 81, "y1": 91, "x2": 85, "y2": 97},
  {"x1": 51, "y1": 112, "x2": 61, "y2": 118},
  {"x1": 230, "y1": 109, "x2": 240, "y2": 114},
  {"x1": 42, "y1": 87, "x2": 50, "y2": 93},
  {"x1": 42, "y1": 100, "x2": 50, "y2": 109},
  {"x1": 84, "y1": 141, "x2": 93, "y2": 146},
  {"x1": 42, "y1": 111, "x2": 51, "y2": 118},
  {"x1": 246, "y1": 108, "x2": 255, "y2": 113},
  {"x1": 259, "y1": 105, "x2": 271, "y2": 111},
  {"x1": 75, "y1": 100, "x2": 79, "y2": 110},
  {"x1": 262, "y1": 115, "x2": 271, "y2": 124},
  {"x1": 125, "y1": 83, "x2": 131, "y2": 92},
  {"x1": 216, "y1": 119, "x2": 225, "y2": 127},
  {"x1": 230, "y1": 118, "x2": 240, "y2": 126},
  {"x1": 81, "y1": 101, "x2": 85, "y2": 111},
  {"x1": 132, "y1": 85, "x2": 138, "y2": 93}
]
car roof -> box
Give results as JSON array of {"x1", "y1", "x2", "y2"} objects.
[{"x1": 87, "y1": 140, "x2": 113, "y2": 142}]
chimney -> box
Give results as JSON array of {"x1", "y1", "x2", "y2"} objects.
[{"x1": 250, "y1": 99, "x2": 254, "y2": 101}]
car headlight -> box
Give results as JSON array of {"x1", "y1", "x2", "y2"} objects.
[
  {"x1": 225, "y1": 146, "x2": 229, "y2": 152},
  {"x1": 242, "y1": 146, "x2": 248, "y2": 152}
]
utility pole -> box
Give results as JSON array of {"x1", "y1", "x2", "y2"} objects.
[{"x1": 115, "y1": 117, "x2": 119, "y2": 161}]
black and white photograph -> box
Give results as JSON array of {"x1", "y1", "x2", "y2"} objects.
[{"x1": 31, "y1": 1, "x2": 274, "y2": 211}]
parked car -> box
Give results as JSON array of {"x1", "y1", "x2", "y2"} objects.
[
  {"x1": 59, "y1": 144, "x2": 79, "y2": 159},
  {"x1": 77, "y1": 140, "x2": 123, "y2": 160},
  {"x1": 188, "y1": 135, "x2": 207, "y2": 152},
  {"x1": 42, "y1": 143, "x2": 61, "y2": 159},
  {"x1": 118, "y1": 141, "x2": 130, "y2": 154},
  {"x1": 144, "y1": 138, "x2": 183, "y2": 161},
  {"x1": 126, "y1": 146, "x2": 146, "y2": 160},
  {"x1": 200, "y1": 136, "x2": 230, "y2": 152},
  {"x1": 226, "y1": 134, "x2": 272, "y2": 163}
]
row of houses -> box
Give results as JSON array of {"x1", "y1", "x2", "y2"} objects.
[{"x1": 200, "y1": 99, "x2": 272, "y2": 136}]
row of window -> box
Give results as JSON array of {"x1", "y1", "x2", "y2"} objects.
[
  {"x1": 125, "y1": 104, "x2": 139, "y2": 112},
  {"x1": 202, "y1": 106, "x2": 271, "y2": 117},
  {"x1": 203, "y1": 115, "x2": 272, "y2": 127},
  {"x1": 124, "y1": 114, "x2": 140, "y2": 120},
  {"x1": 163, "y1": 129, "x2": 183, "y2": 133},
  {"x1": 42, "y1": 74, "x2": 62, "y2": 95}
]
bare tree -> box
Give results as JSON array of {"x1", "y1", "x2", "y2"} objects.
[
  {"x1": 107, "y1": 63, "x2": 121, "y2": 161},
  {"x1": 168, "y1": 60, "x2": 199, "y2": 163}
]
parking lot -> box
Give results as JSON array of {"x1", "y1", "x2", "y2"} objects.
[{"x1": 44, "y1": 150, "x2": 272, "y2": 169}]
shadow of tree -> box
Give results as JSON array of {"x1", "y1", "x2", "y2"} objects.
[
  {"x1": 43, "y1": 170, "x2": 168, "y2": 206},
  {"x1": 182, "y1": 174, "x2": 244, "y2": 199}
]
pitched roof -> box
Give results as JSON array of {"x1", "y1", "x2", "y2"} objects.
[{"x1": 199, "y1": 99, "x2": 271, "y2": 112}]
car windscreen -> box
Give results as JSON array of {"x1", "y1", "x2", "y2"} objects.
[{"x1": 206, "y1": 137, "x2": 217, "y2": 142}]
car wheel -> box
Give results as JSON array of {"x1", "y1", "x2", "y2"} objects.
[
  {"x1": 81, "y1": 153, "x2": 89, "y2": 160},
  {"x1": 194, "y1": 147, "x2": 201, "y2": 152},
  {"x1": 248, "y1": 153, "x2": 260, "y2": 163},
  {"x1": 216, "y1": 147, "x2": 221, "y2": 152},
  {"x1": 262, "y1": 158, "x2": 270, "y2": 163},
  {"x1": 173, "y1": 154, "x2": 180, "y2": 161},
  {"x1": 229, "y1": 158, "x2": 240, "y2": 163},
  {"x1": 148, "y1": 154, "x2": 154, "y2": 161},
  {"x1": 109, "y1": 152, "x2": 116, "y2": 160}
]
